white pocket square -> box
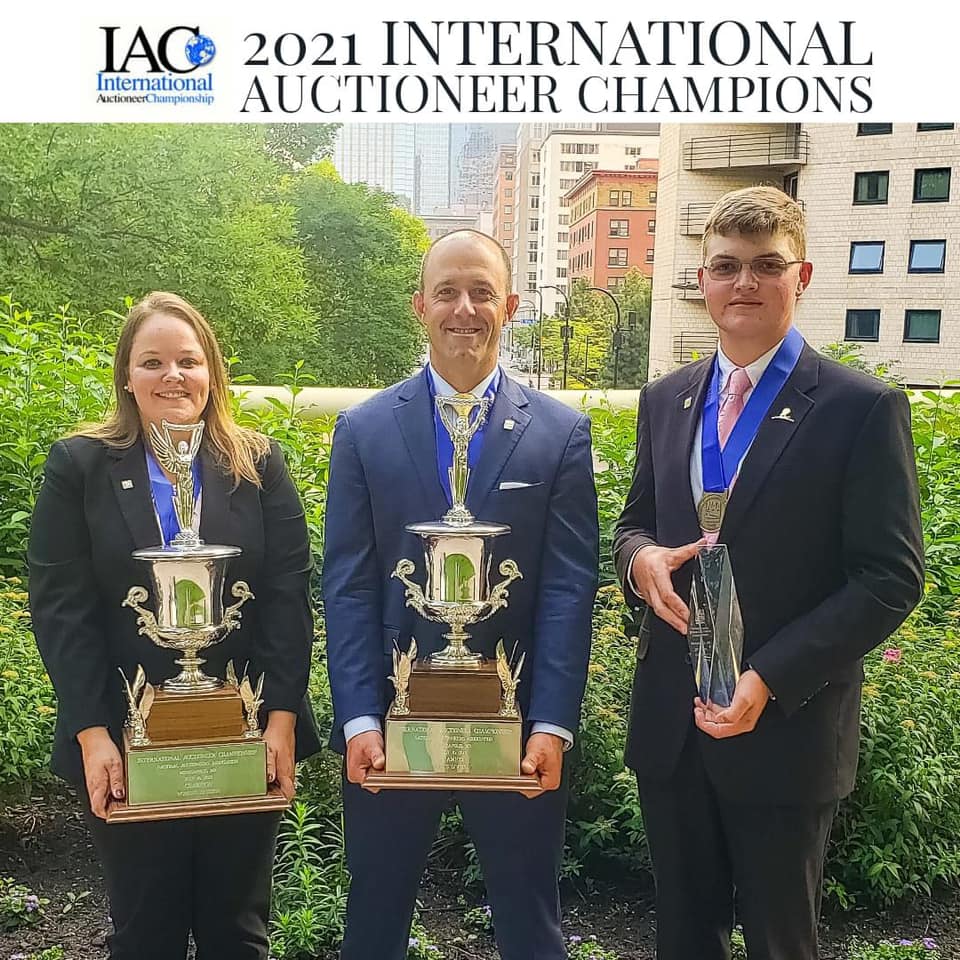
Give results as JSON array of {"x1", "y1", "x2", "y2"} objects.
[{"x1": 498, "y1": 480, "x2": 541, "y2": 490}]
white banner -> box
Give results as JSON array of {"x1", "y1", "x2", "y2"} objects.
[{"x1": 3, "y1": 1, "x2": 957, "y2": 122}]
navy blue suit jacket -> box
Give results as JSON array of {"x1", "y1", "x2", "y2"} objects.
[{"x1": 323, "y1": 370, "x2": 599, "y2": 752}]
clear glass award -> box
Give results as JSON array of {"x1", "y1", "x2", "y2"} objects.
[{"x1": 687, "y1": 544, "x2": 743, "y2": 708}]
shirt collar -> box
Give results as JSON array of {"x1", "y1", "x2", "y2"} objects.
[
  {"x1": 427, "y1": 363, "x2": 501, "y2": 398},
  {"x1": 716, "y1": 336, "x2": 786, "y2": 390}
]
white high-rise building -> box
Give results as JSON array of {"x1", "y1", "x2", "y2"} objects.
[{"x1": 333, "y1": 124, "x2": 417, "y2": 210}]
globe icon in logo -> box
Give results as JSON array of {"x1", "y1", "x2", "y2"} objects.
[{"x1": 185, "y1": 34, "x2": 216, "y2": 67}]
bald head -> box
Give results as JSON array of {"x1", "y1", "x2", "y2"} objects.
[{"x1": 418, "y1": 230, "x2": 513, "y2": 296}]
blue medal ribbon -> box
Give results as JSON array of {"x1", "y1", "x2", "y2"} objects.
[{"x1": 701, "y1": 326, "x2": 804, "y2": 492}]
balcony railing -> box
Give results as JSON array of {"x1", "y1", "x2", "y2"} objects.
[
  {"x1": 672, "y1": 268, "x2": 703, "y2": 300},
  {"x1": 673, "y1": 332, "x2": 718, "y2": 364},
  {"x1": 681, "y1": 198, "x2": 805, "y2": 235},
  {"x1": 683, "y1": 129, "x2": 809, "y2": 170}
]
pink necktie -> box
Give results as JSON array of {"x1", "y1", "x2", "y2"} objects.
[{"x1": 717, "y1": 367, "x2": 752, "y2": 448}]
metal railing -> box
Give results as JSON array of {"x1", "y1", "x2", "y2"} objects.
[
  {"x1": 681, "y1": 198, "x2": 805, "y2": 235},
  {"x1": 673, "y1": 332, "x2": 718, "y2": 364},
  {"x1": 683, "y1": 129, "x2": 809, "y2": 170},
  {"x1": 672, "y1": 268, "x2": 704, "y2": 300}
]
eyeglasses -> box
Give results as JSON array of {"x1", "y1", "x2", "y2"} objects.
[{"x1": 704, "y1": 257, "x2": 804, "y2": 281}]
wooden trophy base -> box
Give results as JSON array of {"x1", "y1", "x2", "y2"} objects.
[
  {"x1": 106, "y1": 684, "x2": 290, "y2": 823},
  {"x1": 362, "y1": 660, "x2": 542, "y2": 798}
]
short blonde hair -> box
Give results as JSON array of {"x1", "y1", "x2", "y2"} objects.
[
  {"x1": 702, "y1": 186, "x2": 806, "y2": 261},
  {"x1": 77, "y1": 292, "x2": 270, "y2": 488}
]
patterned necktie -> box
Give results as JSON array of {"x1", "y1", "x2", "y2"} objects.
[{"x1": 717, "y1": 367, "x2": 752, "y2": 449}]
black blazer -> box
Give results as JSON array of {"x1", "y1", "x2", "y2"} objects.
[
  {"x1": 613, "y1": 346, "x2": 924, "y2": 804},
  {"x1": 28, "y1": 435, "x2": 321, "y2": 784}
]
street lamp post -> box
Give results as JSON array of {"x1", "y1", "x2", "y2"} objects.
[
  {"x1": 539, "y1": 284, "x2": 572, "y2": 389},
  {"x1": 527, "y1": 288, "x2": 545, "y2": 389},
  {"x1": 586, "y1": 286, "x2": 622, "y2": 388}
]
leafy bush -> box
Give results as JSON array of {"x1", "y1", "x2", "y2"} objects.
[
  {"x1": 828, "y1": 608, "x2": 960, "y2": 905},
  {"x1": 0, "y1": 298, "x2": 114, "y2": 574},
  {"x1": 846, "y1": 938, "x2": 941, "y2": 959},
  {"x1": 0, "y1": 876, "x2": 48, "y2": 932},
  {"x1": 0, "y1": 578, "x2": 56, "y2": 784}
]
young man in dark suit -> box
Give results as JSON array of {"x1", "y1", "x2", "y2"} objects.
[
  {"x1": 613, "y1": 187, "x2": 924, "y2": 960},
  {"x1": 323, "y1": 230, "x2": 599, "y2": 960}
]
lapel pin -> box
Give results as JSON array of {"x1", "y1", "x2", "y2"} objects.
[
  {"x1": 772, "y1": 407, "x2": 794, "y2": 422},
  {"x1": 503, "y1": 418, "x2": 515, "y2": 431},
  {"x1": 683, "y1": 397, "x2": 692, "y2": 410},
  {"x1": 121, "y1": 479, "x2": 135, "y2": 489}
]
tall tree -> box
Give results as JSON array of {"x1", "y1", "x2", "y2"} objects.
[
  {"x1": 0, "y1": 124, "x2": 317, "y2": 357},
  {"x1": 281, "y1": 161, "x2": 429, "y2": 388}
]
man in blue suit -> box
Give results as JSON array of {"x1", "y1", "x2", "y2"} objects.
[{"x1": 323, "y1": 230, "x2": 598, "y2": 960}]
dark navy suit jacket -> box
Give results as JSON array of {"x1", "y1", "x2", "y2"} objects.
[{"x1": 323, "y1": 369, "x2": 599, "y2": 752}]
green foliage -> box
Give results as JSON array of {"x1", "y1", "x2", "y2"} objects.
[
  {"x1": 0, "y1": 299, "x2": 114, "y2": 573},
  {"x1": 827, "y1": 610, "x2": 960, "y2": 905},
  {"x1": 0, "y1": 577, "x2": 56, "y2": 783},
  {"x1": 19, "y1": 948, "x2": 66, "y2": 960},
  {"x1": 586, "y1": 400, "x2": 638, "y2": 586},
  {"x1": 462, "y1": 903, "x2": 493, "y2": 934},
  {"x1": 266, "y1": 160, "x2": 428, "y2": 388},
  {"x1": 407, "y1": 915, "x2": 444, "y2": 958},
  {"x1": 269, "y1": 802, "x2": 348, "y2": 959},
  {"x1": 820, "y1": 342, "x2": 904, "y2": 387},
  {"x1": 566, "y1": 934, "x2": 621, "y2": 960},
  {"x1": 598, "y1": 270, "x2": 651, "y2": 389},
  {"x1": 846, "y1": 938, "x2": 941, "y2": 959},
  {"x1": 0, "y1": 876, "x2": 48, "y2": 932},
  {"x1": 0, "y1": 124, "x2": 311, "y2": 362}
]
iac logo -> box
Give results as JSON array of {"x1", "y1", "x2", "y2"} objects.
[{"x1": 101, "y1": 26, "x2": 217, "y2": 74}]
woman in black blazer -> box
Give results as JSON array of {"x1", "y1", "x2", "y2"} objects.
[{"x1": 28, "y1": 291, "x2": 320, "y2": 960}]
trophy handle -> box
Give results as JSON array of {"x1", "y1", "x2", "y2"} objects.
[
  {"x1": 485, "y1": 560, "x2": 523, "y2": 617},
  {"x1": 392, "y1": 559, "x2": 443, "y2": 623},
  {"x1": 222, "y1": 581, "x2": 255, "y2": 634},
  {"x1": 122, "y1": 586, "x2": 162, "y2": 645}
]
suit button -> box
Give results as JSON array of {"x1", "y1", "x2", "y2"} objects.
[{"x1": 683, "y1": 654, "x2": 692, "y2": 665}]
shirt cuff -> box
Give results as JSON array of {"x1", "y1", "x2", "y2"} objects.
[
  {"x1": 627, "y1": 544, "x2": 653, "y2": 600},
  {"x1": 532, "y1": 722, "x2": 574, "y2": 751},
  {"x1": 344, "y1": 715, "x2": 382, "y2": 742}
]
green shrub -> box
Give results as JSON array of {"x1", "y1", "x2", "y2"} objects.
[
  {"x1": 0, "y1": 298, "x2": 114, "y2": 574},
  {"x1": 0, "y1": 578, "x2": 56, "y2": 784},
  {"x1": 827, "y1": 608, "x2": 960, "y2": 905},
  {"x1": 846, "y1": 938, "x2": 940, "y2": 959},
  {"x1": 0, "y1": 875, "x2": 48, "y2": 932}
]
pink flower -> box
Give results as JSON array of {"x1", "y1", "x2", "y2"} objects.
[{"x1": 883, "y1": 648, "x2": 902, "y2": 663}]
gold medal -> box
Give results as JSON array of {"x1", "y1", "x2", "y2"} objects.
[{"x1": 697, "y1": 491, "x2": 727, "y2": 533}]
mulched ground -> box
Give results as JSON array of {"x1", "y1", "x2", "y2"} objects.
[{"x1": 2, "y1": 786, "x2": 958, "y2": 959}]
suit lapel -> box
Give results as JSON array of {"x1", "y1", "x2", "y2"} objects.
[
  {"x1": 466, "y1": 375, "x2": 531, "y2": 518},
  {"x1": 668, "y1": 359, "x2": 713, "y2": 542},
  {"x1": 393, "y1": 371, "x2": 448, "y2": 518},
  {"x1": 109, "y1": 440, "x2": 161, "y2": 549},
  {"x1": 198, "y1": 447, "x2": 234, "y2": 545},
  {"x1": 720, "y1": 346, "x2": 820, "y2": 540}
]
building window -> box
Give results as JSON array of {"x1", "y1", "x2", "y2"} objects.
[
  {"x1": 532, "y1": 151, "x2": 540, "y2": 163},
  {"x1": 648, "y1": 219, "x2": 656, "y2": 234},
  {"x1": 609, "y1": 219, "x2": 629, "y2": 237},
  {"x1": 529, "y1": 219, "x2": 539, "y2": 231},
  {"x1": 502, "y1": 222, "x2": 512, "y2": 233},
  {"x1": 649, "y1": 190, "x2": 657, "y2": 203},
  {"x1": 557, "y1": 249, "x2": 568, "y2": 261},
  {"x1": 917, "y1": 123, "x2": 955, "y2": 131},
  {"x1": 621, "y1": 191, "x2": 633, "y2": 206},
  {"x1": 608, "y1": 248, "x2": 628, "y2": 267},
  {"x1": 557, "y1": 232, "x2": 568, "y2": 243},
  {"x1": 558, "y1": 214, "x2": 569, "y2": 225},
  {"x1": 904, "y1": 309, "x2": 941, "y2": 343},
  {"x1": 503, "y1": 239, "x2": 512, "y2": 249},
  {"x1": 783, "y1": 172, "x2": 799, "y2": 199},
  {"x1": 527, "y1": 272, "x2": 536, "y2": 283},
  {"x1": 908, "y1": 240, "x2": 946, "y2": 273},
  {"x1": 527, "y1": 283, "x2": 537, "y2": 292},
  {"x1": 857, "y1": 123, "x2": 892, "y2": 135},
  {"x1": 530, "y1": 174, "x2": 540, "y2": 187},
  {"x1": 608, "y1": 277, "x2": 625, "y2": 291},
  {"x1": 609, "y1": 190, "x2": 620, "y2": 206},
  {"x1": 504, "y1": 188, "x2": 513, "y2": 198},
  {"x1": 557, "y1": 267, "x2": 567, "y2": 279},
  {"x1": 505, "y1": 171, "x2": 514, "y2": 180},
  {"x1": 646, "y1": 248, "x2": 655, "y2": 263},
  {"x1": 914, "y1": 168, "x2": 951, "y2": 202},
  {"x1": 848, "y1": 241, "x2": 885, "y2": 274},
  {"x1": 528, "y1": 241, "x2": 538, "y2": 251},
  {"x1": 853, "y1": 171, "x2": 889, "y2": 204},
  {"x1": 845, "y1": 309, "x2": 880, "y2": 341},
  {"x1": 528, "y1": 252, "x2": 538, "y2": 264},
  {"x1": 530, "y1": 196, "x2": 539, "y2": 209},
  {"x1": 503, "y1": 205, "x2": 512, "y2": 216}
]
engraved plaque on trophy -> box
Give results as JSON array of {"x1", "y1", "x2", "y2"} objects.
[
  {"x1": 687, "y1": 543, "x2": 744, "y2": 708},
  {"x1": 106, "y1": 420, "x2": 289, "y2": 822},
  {"x1": 363, "y1": 394, "x2": 541, "y2": 797}
]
